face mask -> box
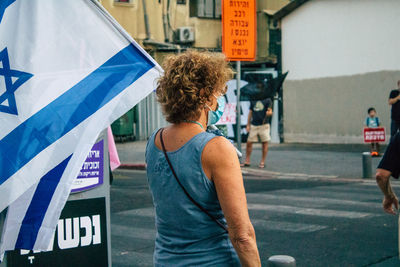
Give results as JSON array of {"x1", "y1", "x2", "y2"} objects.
[{"x1": 206, "y1": 95, "x2": 226, "y2": 125}]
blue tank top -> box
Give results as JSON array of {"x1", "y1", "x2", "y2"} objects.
[{"x1": 146, "y1": 130, "x2": 240, "y2": 266}]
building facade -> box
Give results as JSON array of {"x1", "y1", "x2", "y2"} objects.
[{"x1": 100, "y1": 0, "x2": 289, "y2": 140}]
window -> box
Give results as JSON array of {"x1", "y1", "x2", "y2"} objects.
[
  {"x1": 113, "y1": 0, "x2": 136, "y2": 7},
  {"x1": 189, "y1": 0, "x2": 221, "y2": 19}
]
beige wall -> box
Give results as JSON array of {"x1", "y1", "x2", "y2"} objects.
[
  {"x1": 99, "y1": 0, "x2": 163, "y2": 42},
  {"x1": 100, "y1": 0, "x2": 288, "y2": 60},
  {"x1": 99, "y1": 0, "x2": 221, "y2": 48},
  {"x1": 283, "y1": 71, "x2": 400, "y2": 143},
  {"x1": 259, "y1": 0, "x2": 289, "y2": 11}
]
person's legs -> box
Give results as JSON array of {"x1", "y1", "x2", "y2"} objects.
[
  {"x1": 376, "y1": 168, "x2": 392, "y2": 181},
  {"x1": 260, "y1": 141, "x2": 269, "y2": 167},
  {"x1": 375, "y1": 168, "x2": 398, "y2": 214},
  {"x1": 258, "y1": 124, "x2": 271, "y2": 168},
  {"x1": 377, "y1": 132, "x2": 400, "y2": 179},
  {"x1": 242, "y1": 125, "x2": 258, "y2": 166},
  {"x1": 243, "y1": 142, "x2": 253, "y2": 165}
]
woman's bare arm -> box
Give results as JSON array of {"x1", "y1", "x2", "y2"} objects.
[
  {"x1": 389, "y1": 95, "x2": 400, "y2": 105},
  {"x1": 203, "y1": 137, "x2": 261, "y2": 267}
]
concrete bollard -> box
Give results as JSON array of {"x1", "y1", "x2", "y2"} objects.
[
  {"x1": 362, "y1": 152, "x2": 373, "y2": 179},
  {"x1": 267, "y1": 255, "x2": 296, "y2": 267}
]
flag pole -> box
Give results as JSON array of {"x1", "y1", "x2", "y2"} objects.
[{"x1": 236, "y1": 61, "x2": 241, "y2": 153}]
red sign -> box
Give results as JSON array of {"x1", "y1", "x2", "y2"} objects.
[
  {"x1": 363, "y1": 127, "x2": 386, "y2": 143},
  {"x1": 222, "y1": 0, "x2": 256, "y2": 61}
]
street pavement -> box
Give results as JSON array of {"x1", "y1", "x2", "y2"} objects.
[
  {"x1": 111, "y1": 140, "x2": 398, "y2": 266},
  {"x1": 116, "y1": 141, "x2": 385, "y2": 178}
]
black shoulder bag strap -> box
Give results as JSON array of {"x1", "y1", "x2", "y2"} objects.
[{"x1": 159, "y1": 128, "x2": 228, "y2": 233}]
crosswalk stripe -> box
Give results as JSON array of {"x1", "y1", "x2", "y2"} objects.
[
  {"x1": 311, "y1": 185, "x2": 380, "y2": 193},
  {"x1": 248, "y1": 203, "x2": 375, "y2": 219},
  {"x1": 246, "y1": 193, "x2": 381, "y2": 208},
  {"x1": 262, "y1": 188, "x2": 375, "y2": 202},
  {"x1": 116, "y1": 207, "x2": 155, "y2": 217},
  {"x1": 112, "y1": 249, "x2": 153, "y2": 267},
  {"x1": 251, "y1": 219, "x2": 327, "y2": 233}
]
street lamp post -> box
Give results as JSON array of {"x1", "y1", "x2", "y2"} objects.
[{"x1": 236, "y1": 61, "x2": 241, "y2": 153}]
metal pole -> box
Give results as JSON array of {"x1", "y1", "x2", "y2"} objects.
[
  {"x1": 142, "y1": 0, "x2": 151, "y2": 40},
  {"x1": 236, "y1": 61, "x2": 241, "y2": 152},
  {"x1": 267, "y1": 255, "x2": 296, "y2": 267},
  {"x1": 362, "y1": 152, "x2": 373, "y2": 179},
  {"x1": 270, "y1": 96, "x2": 280, "y2": 144}
]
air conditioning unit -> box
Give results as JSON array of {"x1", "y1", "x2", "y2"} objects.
[{"x1": 175, "y1": 27, "x2": 195, "y2": 44}]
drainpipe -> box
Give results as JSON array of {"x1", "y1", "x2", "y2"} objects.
[
  {"x1": 142, "y1": 0, "x2": 151, "y2": 40},
  {"x1": 162, "y1": 0, "x2": 169, "y2": 42}
]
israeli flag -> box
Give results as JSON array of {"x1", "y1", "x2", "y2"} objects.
[{"x1": 0, "y1": 0, "x2": 162, "y2": 258}]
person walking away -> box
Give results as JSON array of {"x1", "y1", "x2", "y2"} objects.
[
  {"x1": 388, "y1": 80, "x2": 400, "y2": 137},
  {"x1": 146, "y1": 51, "x2": 261, "y2": 266},
  {"x1": 365, "y1": 107, "x2": 381, "y2": 156},
  {"x1": 241, "y1": 96, "x2": 273, "y2": 168},
  {"x1": 375, "y1": 131, "x2": 400, "y2": 214}
]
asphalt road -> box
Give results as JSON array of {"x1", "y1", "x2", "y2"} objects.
[{"x1": 110, "y1": 169, "x2": 400, "y2": 267}]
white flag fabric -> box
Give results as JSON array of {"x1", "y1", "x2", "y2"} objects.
[{"x1": 0, "y1": 0, "x2": 161, "y2": 258}]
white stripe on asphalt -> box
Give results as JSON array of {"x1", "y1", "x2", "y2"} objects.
[
  {"x1": 251, "y1": 219, "x2": 327, "y2": 233},
  {"x1": 116, "y1": 207, "x2": 155, "y2": 217},
  {"x1": 248, "y1": 203, "x2": 375, "y2": 219},
  {"x1": 264, "y1": 189, "x2": 374, "y2": 202},
  {"x1": 112, "y1": 249, "x2": 153, "y2": 267},
  {"x1": 246, "y1": 193, "x2": 381, "y2": 208}
]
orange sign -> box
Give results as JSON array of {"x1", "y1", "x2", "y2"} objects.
[{"x1": 222, "y1": 0, "x2": 256, "y2": 61}]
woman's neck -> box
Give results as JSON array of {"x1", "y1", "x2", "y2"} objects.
[{"x1": 183, "y1": 111, "x2": 208, "y2": 130}]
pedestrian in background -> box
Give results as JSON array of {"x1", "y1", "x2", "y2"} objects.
[
  {"x1": 376, "y1": 131, "x2": 400, "y2": 214},
  {"x1": 145, "y1": 50, "x2": 261, "y2": 266},
  {"x1": 388, "y1": 80, "x2": 400, "y2": 137},
  {"x1": 241, "y1": 94, "x2": 273, "y2": 169},
  {"x1": 365, "y1": 107, "x2": 381, "y2": 156}
]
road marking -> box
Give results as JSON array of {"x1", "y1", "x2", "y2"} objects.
[
  {"x1": 266, "y1": 188, "x2": 376, "y2": 202},
  {"x1": 243, "y1": 169, "x2": 338, "y2": 179},
  {"x1": 112, "y1": 249, "x2": 153, "y2": 266},
  {"x1": 248, "y1": 203, "x2": 375, "y2": 219},
  {"x1": 247, "y1": 193, "x2": 381, "y2": 208},
  {"x1": 116, "y1": 207, "x2": 155, "y2": 217},
  {"x1": 251, "y1": 219, "x2": 327, "y2": 233}
]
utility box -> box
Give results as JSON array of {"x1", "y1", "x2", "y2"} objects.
[
  {"x1": 111, "y1": 109, "x2": 135, "y2": 142},
  {"x1": 0, "y1": 130, "x2": 112, "y2": 267}
]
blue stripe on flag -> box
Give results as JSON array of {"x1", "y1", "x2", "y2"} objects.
[
  {"x1": 0, "y1": 44, "x2": 154, "y2": 185},
  {"x1": 0, "y1": 0, "x2": 15, "y2": 24},
  {"x1": 15, "y1": 155, "x2": 72, "y2": 249}
]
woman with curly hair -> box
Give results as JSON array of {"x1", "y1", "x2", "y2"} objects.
[{"x1": 146, "y1": 50, "x2": 261, "y2": 266}]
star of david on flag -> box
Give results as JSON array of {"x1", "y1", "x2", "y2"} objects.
[
  {"x1": 0, "y1": 47, "x2": 33, "y2": 115},
  {"x1": 0, "y1": 0, "x2": 162, "y2": 260}
]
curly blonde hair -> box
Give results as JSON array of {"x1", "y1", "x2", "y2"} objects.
[{"x1": 156, "y1": 50, "x2": 233, "y2": 124}]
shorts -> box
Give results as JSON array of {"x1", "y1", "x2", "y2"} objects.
[
  {"x1": 247, "y1": 124, "x2": 271, "y2": 143},
  {"x1": 377, "y1": 132, "x2": 400, "y2": 178}
]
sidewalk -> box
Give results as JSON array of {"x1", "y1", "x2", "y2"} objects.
[{"x1": 116, "y1": 140, "x2": 385, "y2": 179}]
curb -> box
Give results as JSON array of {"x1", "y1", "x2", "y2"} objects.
[{"x1": 118, "y1": 163, "x2": 147, "y2": 170}]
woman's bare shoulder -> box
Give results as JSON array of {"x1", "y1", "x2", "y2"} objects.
[{"x1": 203, "y1": 136, "x2": 238, "y2": 165}]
